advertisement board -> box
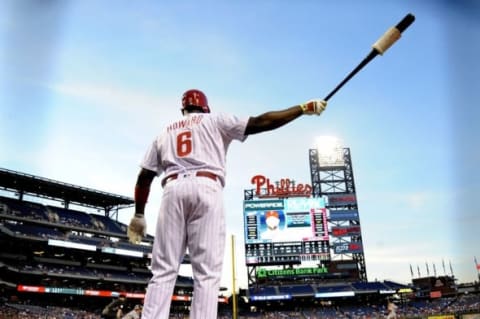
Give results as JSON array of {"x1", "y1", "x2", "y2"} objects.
[
  {"x1": 333, "y1": 242, "x2": 363, "y2": 254},
  {"x1": 327, "y1": 194, "x2": 357, "y2": 207},
  {"x1": 329, "y1": 210, "x2": 359, "y2": 221},
  {"x1": 256, "y1": 266, "x2": 328, "y2": 280},
  {"x1": 331, "y1": 226, "x2": 361, "y2": 237}
]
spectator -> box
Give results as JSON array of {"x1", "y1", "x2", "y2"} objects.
[
  {"x1": 122, "y1": 304, "x2": 142, "y2": 319},
  {"x1": 101, "y1": 297, "x2": 125, "y2": 319}
]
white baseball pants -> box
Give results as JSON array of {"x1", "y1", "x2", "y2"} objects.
[{"x1": 141, "y1": 174, "x2": 225, "y2": 319}]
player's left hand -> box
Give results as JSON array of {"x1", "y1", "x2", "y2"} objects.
[
  {"x1": 300, "y1": 99, "x2": 327, "y2": 115},
  {"x1": 127, "y1": 214, "x2": 146, "y2": 244}
]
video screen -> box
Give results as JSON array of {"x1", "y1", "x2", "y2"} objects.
[{"x1": 244, "y1": 197, "x2": 328, "y2": 244}]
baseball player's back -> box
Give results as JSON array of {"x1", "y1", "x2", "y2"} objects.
[
  {"x1": 141, "y1": 111, "x2": 248, "y2": 185},
  {"x1": 128, "y1": 89, "x2": 328, "y2": 319}
]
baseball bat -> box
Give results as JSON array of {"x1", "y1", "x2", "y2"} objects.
[{"x1": 323, "y1": 13, "x2": 415, "y2": 101}]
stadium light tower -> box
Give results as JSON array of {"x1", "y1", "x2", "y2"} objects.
[{"x1": 309, "y1": 136, "x2": 367, "y2": 282}]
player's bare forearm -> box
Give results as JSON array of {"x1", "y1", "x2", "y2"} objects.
[
  {"x1": 245, "y1": 105, "x2": 303, "y2": 135},
  {"x1": 134, "y1": 168, "x2": 156, "y2": 216},
  {"x1": 135, "y1": 201, "x2": 147, "y2": 216},
  {"x1": 129, "y1": 170, "x2": 151, "y2": 243}
]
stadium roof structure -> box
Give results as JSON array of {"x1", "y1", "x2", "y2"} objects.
[{"x1": 0, "y1": 167, "x2": 134, "y2": 211}]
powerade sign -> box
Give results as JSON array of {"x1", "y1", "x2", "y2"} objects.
[
  {"x1": 244, "y1": 200, "x2": 284, "y2": 211},
  {"x1": 256, "y1": 267, "x2": 328, "y2": 279}
]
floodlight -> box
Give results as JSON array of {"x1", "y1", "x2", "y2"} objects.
[{"x1": 315, "y1": 136, "x2": 344, "y2": 166}]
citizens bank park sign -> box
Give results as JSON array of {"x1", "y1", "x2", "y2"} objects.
[
  {"x1": 251, "y1": 174, "x2": 312, "y2": 198},
  {"x1": 256, "y1": 267, "x2": 328, "y2": 279}
]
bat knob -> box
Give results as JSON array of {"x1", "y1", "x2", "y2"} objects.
[{"x1": 396, "y1": 13, "x2": 416, "y2": 33}]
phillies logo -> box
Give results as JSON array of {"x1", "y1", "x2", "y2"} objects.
[{"x1": 251, "y1": 174, "x2": 312, "y2": 198}]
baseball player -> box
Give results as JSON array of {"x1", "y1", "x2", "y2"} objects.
[
  {"x1": 127, "y1": 89, "x2": 327, "y2": 319},
  {"x1": 386, "y1": 299, "x2": 398, "y2": 319}
]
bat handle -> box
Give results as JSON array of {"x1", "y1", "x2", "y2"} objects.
[{"x1": 323, "y1": 50, "x2": 378, "y2": 101}]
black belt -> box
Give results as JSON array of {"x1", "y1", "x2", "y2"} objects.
[{"x1": 161, "y1": 171, "x2": 218, "y2": 187}]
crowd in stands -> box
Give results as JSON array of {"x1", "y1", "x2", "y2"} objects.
[
  {"x1": 0, "y1": 303, "x2": 101, "y2": 318},
  {"x1": 0, "y1": 292, "x2": 479, "y2": 318}
]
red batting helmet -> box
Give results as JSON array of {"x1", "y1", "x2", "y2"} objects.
[{"x1": 181, "y1": 89, "x2": 210, "y2": 113}]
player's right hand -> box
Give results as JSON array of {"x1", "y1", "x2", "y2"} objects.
[
  {"x1": 300, "y1": 99, "x2": 327, "y2": 115},
  {"x1": 127, "y1": 214, "x2": 146, "y2": 244}
]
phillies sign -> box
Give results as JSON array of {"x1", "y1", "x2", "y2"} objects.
[{"x1": 251, "y1": 174, "x2": 312, "y2": 198}]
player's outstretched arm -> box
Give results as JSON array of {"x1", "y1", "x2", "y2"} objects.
[
  {"x1": 244, "y1": 99, "x2": 327, "y2": 135},
  {"x1": 127, "y1": 168, "x2": 156, "y2": 244}
]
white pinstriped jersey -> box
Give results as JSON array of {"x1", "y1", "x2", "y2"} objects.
[{"x1": 140, "y1": 112, "x2": 248, "y2": 184}]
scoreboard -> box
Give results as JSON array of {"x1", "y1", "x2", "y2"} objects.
[{"x1": 243, "y1": 197, "x2": 330, "y2": 265}]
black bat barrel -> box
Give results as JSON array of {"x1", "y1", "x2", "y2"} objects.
[{"x1": 396, "y1": 13, "x2": 415, "y2": 33}]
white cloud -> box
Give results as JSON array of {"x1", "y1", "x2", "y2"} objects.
[{"x1": 47, "y1": 82, "x2": 177, "y2": 114}]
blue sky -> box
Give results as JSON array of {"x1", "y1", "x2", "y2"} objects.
[{"x1": 1, "y1": 0, "x2": 479, "y2": 292}]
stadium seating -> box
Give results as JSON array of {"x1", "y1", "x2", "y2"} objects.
[
  {"x1": 2, "y1": 222, "x2": 64, "y2": 239},
  {"x1": 278, "y1": 284, "x2": 314, "y2": 296},
  {"x1": 89, "y1": 214, "x2": 127, "y2": 235},
  {"x1": 315, "y1": 283, "x2": 352, "y2": 293},
  {"x1": 0, "y1": 196, "x2": 134, "y2": 239},
  {"x1": 351, "y1": 281, "x2": 391, "y2": 291},
  {"x1": 0, "y1": 196, "x2": 49, "y2": 221},
  {"x1": 248, "y1": 286, "x2": 278, "y2": 297},
  {"x1": 46, "y1": 205, "x2": 97, "y2": 229}
]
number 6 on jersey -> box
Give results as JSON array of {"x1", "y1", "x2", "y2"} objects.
[{"x1": 177, "y1": 131, "x2": 192, "y2": 157}]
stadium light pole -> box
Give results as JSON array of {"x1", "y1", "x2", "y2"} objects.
[{"x1": 231, "y1": 234, "x2": 238, "y2": 319}]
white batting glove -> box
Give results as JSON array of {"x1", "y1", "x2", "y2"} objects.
[
  {"x1": 127, "y1": 214, "x2": 146, "y2": 244},
  {"x1": 300, "y1": 99, "x2": 327, "y2": 115}
]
